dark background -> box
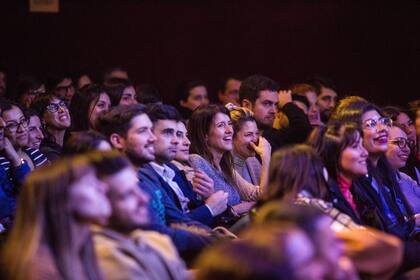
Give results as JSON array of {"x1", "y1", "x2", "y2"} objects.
[{"x1": 1, "y1": 0, "x2": 419, "y2": 106}]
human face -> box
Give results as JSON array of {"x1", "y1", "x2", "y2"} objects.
[
  {"x1": 361, "y1": 110, "x2": 390, "y2": 156},
  {"x1": 104, "y1": 167, "x2": 150, "y2": 231},
  {"x1": 153, "y1": 119, "x2": 179, "y2": 163},
  {"x1": 55, "y1": 78, "x2": 75, "y2": 104},
  {"x1": 306, "y1": 91, "x2": 322, "y2": 126},
  {"x1": 27, "y1": 115, "x2": 44, "y2": 149},
  {"x1": 175, "y1": 122, "x2": 191, "y2": 162},
  {"x1": 386, "y1": 126, "x2": 411, "y2": 171},
  {"x1": 120, "y1": 114, "x2": 157, "y2": 165},
  {"x1": 339, "y1": 133, "x2": 368, "y2": 179},
  {"x1": 119, "y1": 86, "x2": 137, "y2": 106},
  {"x1": 252, "y1": 90, "x2": 278, "y2": 128},
  {"x1": 207, "y1": 113, "x2": 233, "y2": 154},
  {"x1": 233, "y1": 120, "x2": 259, "y2": 158},
  {"x1": 69, "y1": 169, "x2": 111, "y2": 225},
  {"x1": 89, "y1": 93, "x2": 111, "y2": 129},
  {"x1": 43, "y1": 97, "x2": 71, "y2": 130},
  {"x1": 317, "y1": 87, "x2": 337, "y2": 120},
  {"x1": 77, "y1": 74, "x2": 92, "y2": 89},
  {"x1": 219, "y1": 79, "x2": 241, "y2": 105},
  {"x1": 21, "y1": 85, "x2": 45, "y2": 109},
  {"x1": 396, "y1": 112, "x2": 417, "y2": 145},
  {"x1": 2, "y1": 105, "x2": 28, "y2": 148},
  {"x1": 181, "y1": 86, "x2": 209, "y2": 111}
]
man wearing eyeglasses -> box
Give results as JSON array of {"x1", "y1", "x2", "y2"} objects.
[{"x1": 46, "y1": 74, "x2": 75, "y2": 106}]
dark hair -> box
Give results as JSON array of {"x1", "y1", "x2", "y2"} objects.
[
  {"x1": 188, "y1": 104, "x2": 236, "y2": 186},
  {"x1": 95, "y1": 104, "x2": 146, "y2": 138},
  {"x1": 239, "y1": 75, "x2": 279, "y2": 104},
  {"x1": 103, "y1": 79, "x2": 132, "y2": 107},
  {"x1": 177, "y1": 80, "x2": 207, "y2": 102},
  {"x1": 30, "y1": 93, "x2": 57, "y2": 117},
  {"x1": 14, "y1": 75, "x2": 43, "y2": 105},
  {"x1": 62, "y1": 131, "x2": 109, "y2": 156},
  {"x1": 217, "y1": 75, "x2": 242, "y2": 92},
  {"x1": 382, "y1": 105, "x2": 414, "y2": 123},
  {"x1": 136, "y1": 84, "x2": 162, "y2": 104},
  {"x1": 69, "y1": 84, "x2": 109, "y2": 131},
  {"x1": 145, "y1": 103, "x2": 181, "y2": 123},
  {"x1": 227, "y1": 105, "x2": 256, "y2": 136},
  {"x1": 306, "y1": 76, "x2": 338, "y2": 96},
  {"x1": 45, "y1": 73, "x2": 72, "y2": 92},
  {"x1": 90, "y1": 150, "x2": 132, "y2": 178},
  {"x1": 195, "y1": 225, "x2": 296, "y2": 280},
  {"x1": 264, "y1": 144, "x2": 328, "y2": 201},
  {"x1": 24, "y1": 108, "x2": 41, "y2": 119},
  {"x1": 307, "y1": 122, "x2": 362, "y2": 181},
  {"x1": 103, "y1": 66, "x2": 128, "y2": 82},
  {"x1": 0, "y1": 99, "x2": 25, "y2": 116},
  {"x1": 290, "y1": 83, "x2": 316, "y2": 96}
]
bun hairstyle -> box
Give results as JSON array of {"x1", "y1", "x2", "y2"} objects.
[{"x1": 225, "y1": 103, "x2": 256, "y2": 135}]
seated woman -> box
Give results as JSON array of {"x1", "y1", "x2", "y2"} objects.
[
  {"x1": 188, "y1": 105, "x2": 260, "y2": 216},
  {"x1": 227, "y1": 104, "x2": 271, "y2": 188},
  {"x1": 1, "y1": 153, "x2": 111, "y2": 280},
  {"x1": 385, "y1": 125, "x2": 420, "y2": 214},
  {"x1": 69, "y1": 84, "x2": 111, "y2": 132},
  {"x1": 31, "y1": 94, "x2": 72, "y2": 161},
  {"x1": 308, "y1": 122, "x2": 368, "y2": 225},
  {"x1": 103, "y1": 78, "x2": 138, "y2": 107}
]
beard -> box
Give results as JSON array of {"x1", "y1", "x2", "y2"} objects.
[{"x1": 125, "y1": 147, "x2": 154, "y2": 167}]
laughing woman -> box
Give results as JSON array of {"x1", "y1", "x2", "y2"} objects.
[{"x1": 188, "y1": 105, "x2": 261, "y2": 216}]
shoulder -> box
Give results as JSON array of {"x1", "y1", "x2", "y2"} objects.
[
  {"x1": 24, "y1": 148, "x2": 48, "y2": 167},
  {"x1": 189, "y1": 154, "x2": 210, "y2": 168}
]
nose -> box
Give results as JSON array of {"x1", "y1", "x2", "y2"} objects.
[
  {"x1": 137, "y1": 189, "x2": 150, "y2": 205},
  {"x1": 225, "y1": 124, "x2": 233, "y2": 135},
  {"x1": 183, "y1": 136, "x2": 191, "y2": 146},
  {"x1": 148, "y1": 130, "x2": 157, "y2": 143},
  {"x1": 36, "y1": 128, "x2": 44, "y2": 140},
  {"x1": 360, "y1": 145, "x2": 369, "y2": 158}
]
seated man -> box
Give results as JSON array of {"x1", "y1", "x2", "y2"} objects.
[
  {"x1": 143, "y1": 104, "x2": 228, "y2": 227},
  {"x1": 92, "y1": 152, "x2": 190, "y2": 280}
]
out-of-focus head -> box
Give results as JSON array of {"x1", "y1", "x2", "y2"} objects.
[
  {"x1": 383, "y1": 106, "x2": 417, "y2": 146},
  {"x1": 178, "y1": 80, "x2": 209, "y2": 112},
  {"x1": 103, "y1": 66, "x2": 129, "y2": 82},
  {"x1": 104, "y1": 78, "x2": 137, "y2": 107},
  {"x1": 77, "y1": 74, "x2": 92, "y2": 89},
  {"x1": 136, "y1": 84, "x2": 162, "y2": 105},
  {"x1": 0, "y1": 69, "x2": 6, "y2": 96},
  {"x1": 15, "y1": 75, "x2": 45, "y2": 109},
  {"x1": 218, "y1": 75, "x2": 242, "y2": 106},
  {"x1": 408, "y1": 99, "x2": 420, "y2": 140},
  {"x1": 264, "y1": 144, "x2": 328, "y2": 202},
  {"x1": 307, "y1": 76, "x2": 338, "y2": 123},
  {"x1": 290, "y1": 83, "x2": 322, "y2": 126},
  {"x1": 63, "y1": 130, "x2": 111, "y2": 156},
  {"x1": 239, "y1": 75, "x2": 279, "y2": 129}
]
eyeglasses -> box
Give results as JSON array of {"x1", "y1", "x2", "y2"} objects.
[
  {"x1": 389, "y1": 137, "x2": 414, "y2": 150},
  {"x1": 362, "y1": 117, "x2": 392, "y2": 130},
  {"x1": 46, "y1": 101, "x2": 67, "y2": 113},
  {"x1": 5, "y1": 117, "x2": 28, "y2": 132}
]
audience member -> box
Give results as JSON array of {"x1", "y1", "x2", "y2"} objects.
[
  {"x1": 176, "y1": 80, "x2": 209, "y2": 120},
  {"x1": 45, "y1": 73, "x2": 76, "y2": 105},
  {"x1": 70, "y1": 84, "x2": 111, "y2": 131},
  {"x1": 31, "y1": 94, "x2": 71, "y2": 161},
  {"x1": 307, "y1": 76, "x2": 338, "y2": 123},
  {"x1": 104, "y1": 79, "x2": 138, "y2": 107},
  {"x1": 136, "y1": 84, "x2": 162, "y2": 105},
  {"x1": 290, "y1": 83, "x2": 323, "y2": 126},
  {"x1": 1, "y1": 153, "x2": 111, "y2": 280},
  {"x1": 0, "y1": 68, "x2": 6, "y2": 97},
  {"x1": 14, "y1": 75, "x2": 45, "y2": 109},
  {"x1": 104, "y1": 66, "x2": 129, "y2": 82},
  {"x1": 217, "y1": 75, "x2": 241, "y2": 106},
  {"x1": 63, "y1": 130, "x2": 112, "y2": 156},
  {"x1": 25, "y1": 108, "x2": 44, "y2": 150},
  {"x1": 77, "y1": 73, "x2": 93, "y2": 89}
]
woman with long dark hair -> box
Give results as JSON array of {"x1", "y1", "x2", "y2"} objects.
[{"x1": 1, "y1": 153, "x2": 111, "y2": 280}]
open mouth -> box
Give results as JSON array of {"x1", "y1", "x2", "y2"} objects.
[
  {"x1": 223, "y1": 136, "x2": 232, "y2": 142},
  {"x1": 374, "y1": 134, "x2": 388, "y2": 144},
  {"x1": 398, "y1": 154, "x2": 409, "y2": 161}
]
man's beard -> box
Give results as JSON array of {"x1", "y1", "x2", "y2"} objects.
[{"x1": 125, "y1": 148, "x2": 152, "y2": 167}]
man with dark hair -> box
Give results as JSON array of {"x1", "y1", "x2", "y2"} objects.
[
  {"x1": 45, "y1": 73, "x2": 75, "y2": 105},
  {"x1": 176, "y1": 80, "x2": 209, "y2": 120},
  {"x1": 96, "y1": 105, "x2": 212, "y2": 261},
  {"x1": 142, "y1": 103, "x2": 228, "y2": 227},
  {"x1": 307, "y1": 76, "x2": 338, "y2": 123},
  {"x1": 240, "y1": 74, "x2": 312, "y2": 152},
  {"x1": 217, "y1": 75, "x2": 241, "y2": 106}
]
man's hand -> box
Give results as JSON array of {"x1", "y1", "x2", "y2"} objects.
[
  {"x1": 205, "y1": 190, "x2": 228, "y2": 216},
  {"x1": 278, "y1": 90, "x2": 292, "y2": 109},
  {"x1": 192, "y1": 171, "x2": 215, "y2": 199}
]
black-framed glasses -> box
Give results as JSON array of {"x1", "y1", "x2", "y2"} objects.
[
  {"x1": 389, "y1": 137, "x2": 414, "y2": 150},
  {"x1": 363, "y1": 117, "x2": 392, "y2": 130},
  {"x1": 5, "y1": 117, "x2": 28, "y2": 132},
  {"x1": 46, "y1": 101, "x2": 67, "y2": 113}
]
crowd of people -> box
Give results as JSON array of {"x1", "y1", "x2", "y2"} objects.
[{"x1": 0, "y1": 66, "x2": 419, "y2": 279}]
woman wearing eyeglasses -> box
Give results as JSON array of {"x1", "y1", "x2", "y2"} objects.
[
  {"x1": 385, "y1": 125, "x2": 420, "y2": 215},
  {"x1": 331, "y1": 96, "x2": 420, "y2": 271},
  {"x1": 31, "y1": 94, "x2": 71, "y2": 161}
]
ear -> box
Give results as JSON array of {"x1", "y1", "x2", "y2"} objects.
[
  {"x1": 110, "y1": 133, "x2": 125, "y2": 150},
  {"x1": 180, "y1": 99, "x2": 186, "y2": 108},
  {"x1": 242, "y1": 99, "x2": 253, "y2": 110}
]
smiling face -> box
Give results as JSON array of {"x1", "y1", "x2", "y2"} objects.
[
  {"x1": 103, "y1": 167, "x2": 150, "y2": 232},
  {"x1": 175, "y1": 122, "x2": 191, "y2": 162},
  {"x1": 395, "y1": 112, "x2": 417, "y2": 145},
  {"x1": 339, "y1": 132, "x2": 368, "y2": 179},
  {"x1": 69, "y1": 168, "x2": 111, "y2": 225},
  {"x1": 89, "y1": 93, "x2": 111, "y2": 129},
  {"x1": 2, "y1": 105, "x2": 29, "y2": 148},
  {"x1": 233, "y1": 120, "x2": 259, "y2": 158},
  {"x1": 251, "y1": 90, "x2": 278, "y2": 128},
  {"x1": 207, "y1": 112, "x2": 233, "y2": 154},
  {"x1": 152, "y1": 119, "x2": 179, "y2": 163},
  {"x1": 361, "y1": 110, "x2": 390, "y2": 157},
  {"x1": 27, "y1": 115, "x2": 44, "y2": 149},
  {"x1": 43, "y1": 97, "x2": 71, "y2": 130},
  {"x1": 386, "y1": 126, "x2": 411, "y2": 171}
]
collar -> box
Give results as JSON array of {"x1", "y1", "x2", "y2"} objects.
[{"x1": 150, "y1": 162, "x2": 175, "y2": 181}]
